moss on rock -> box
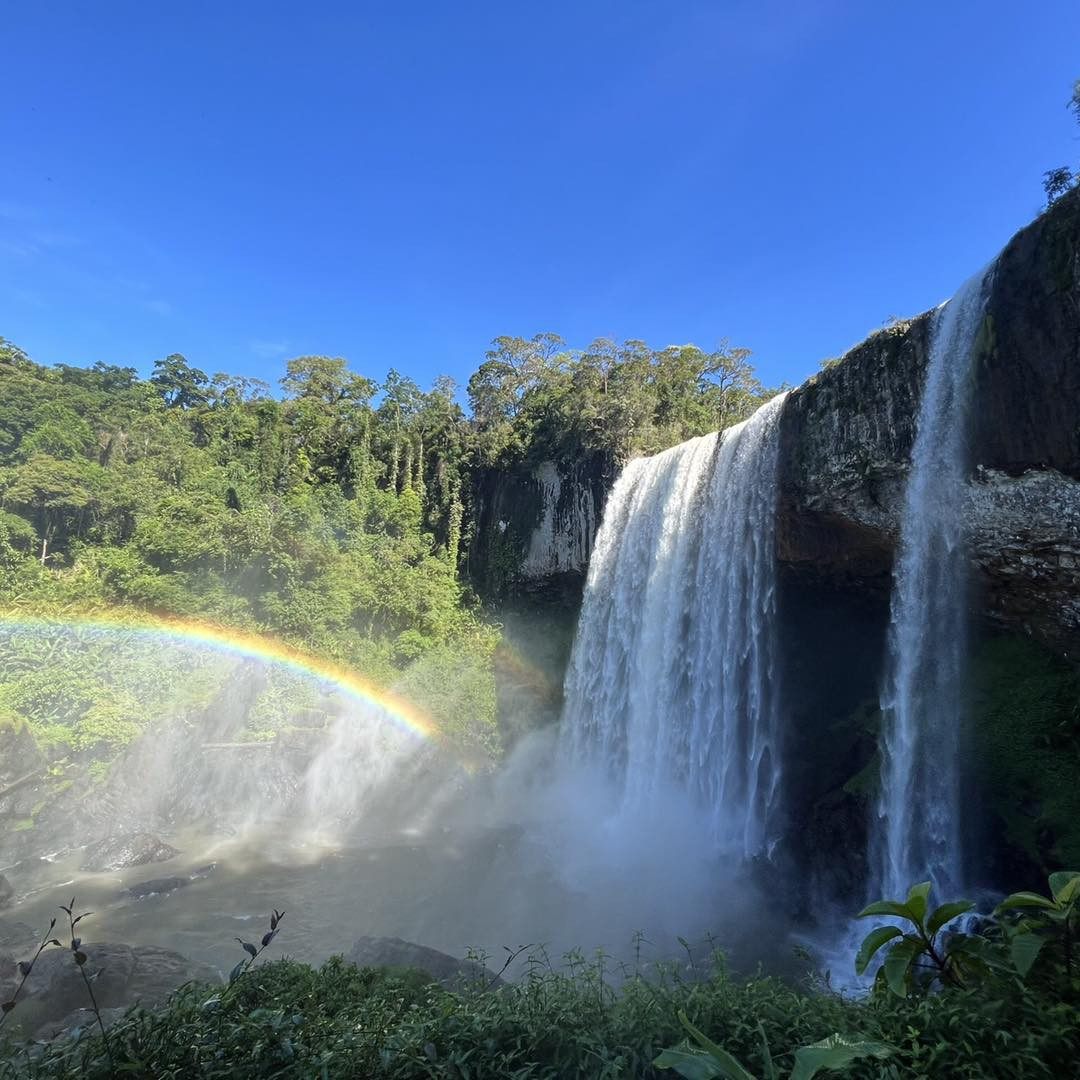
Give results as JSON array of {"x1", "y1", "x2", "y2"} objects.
[{"x1": 970, "y1": 634, "x2": 1080, "y2": 875}]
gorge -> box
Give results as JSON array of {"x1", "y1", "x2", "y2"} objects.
[{"x1": 2, "y1": 189, "x2": 1079, "y2": 1032}]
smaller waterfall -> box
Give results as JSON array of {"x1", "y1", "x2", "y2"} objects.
[
  {"x1": 561, "y1": 393, "x2": 787, "y2": 857},
  {"x1": 874, "y1": 266, "x2": 993, "y2": 900}
]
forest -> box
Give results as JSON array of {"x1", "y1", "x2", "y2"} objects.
[{"x1": 0, "y1": 333, "x2": 774, "y2": 760}]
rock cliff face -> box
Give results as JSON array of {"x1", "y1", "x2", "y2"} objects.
[
  {"x1": 467, "y1": 453, "x2": 612, "y2": 599},
  {"x1": 777, "y1": 189, "x2": 1080, "y2": 648},
  {"x1": 474, "y1": 192, "x2": 1080, "y2": 650}
]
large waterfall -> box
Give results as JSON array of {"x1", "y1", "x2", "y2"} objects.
[
  {"x1": 561, "y1": 393, "x2": 787, "y2": 858},
  {"x1": 873, "y1": 266, "x2": 993, "y2": 900}
]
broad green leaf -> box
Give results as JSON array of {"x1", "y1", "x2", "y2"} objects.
[
  {"x1": 882, "y1": 937, "x2": 923, "y2": 997},
  {"x1": 905, "y1": 882, "x2": 932, "y2": 925},
  {"x1": 1049, "y1": 871, "x2": 1080, "y2": 906},
  {"x1": 947, "y1": 933, "x2": 1001, "y2": 966},
  {"x1": 856, "y1": 900, "x2": 912, "y2": 922},
  {"x1": 926, "y1": 900, "x2": 974, "y2": 935},
  {"x1": 756, "y1": 1021, "x2": 778, "y2": 1080},
  {"x1": 677, "y1": 1012, "x2": 757, "y2": 1080},
  {"x1": 944, "y1": 934, "x2": 998, "y2": 980},
  {"x1": 996, "y1": 891, "x2": 1056, "y2": 913},
  {"x1": 790, "y1": 1034, "x2": 894, "y2": 1080},
  {"x1": 652, "y1": 1041, "x2": 726, "y2": 1080},
  {"x1": 1010, "y1": 931, "x2": 1047, "y2": 978},
  {"x1": 854, "y1": 925, "x2": 902, "y2": 975}
]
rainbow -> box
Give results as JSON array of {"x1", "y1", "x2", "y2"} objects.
[{"x1": 0, "y1": 609, "x2": 442, "y2": 744}]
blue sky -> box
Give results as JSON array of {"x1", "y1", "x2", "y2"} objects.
[{"x1": 3, "y1": 1, "x2": 1079, "y2": 396}]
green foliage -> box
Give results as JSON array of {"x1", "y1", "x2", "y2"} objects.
[
  {"x1": 467, "y1": 333, "x2": 779, "y2": 468},
  {"x1": 4, "y1": 938, "x2": 1079, "y2": 1079},
  {"x1": 996, "y1": 870, "x2": 1080, "y2": 984},
  {"x1": 0, "y1": 344, "x2": 500, "y2": 763},
  {"x1": 855, "y1": 882, "x2": 980, "y2": 995},
  {"x1": 0, "y1": 625, "x2": 235, "y2": 776},
  {"x1": 970, "y1": 634, "x2": 1080, "y2": 871},
  {"x1": 1042, "y1": 78, "x2": 1080, "y2": 205},
  {"x1": 0, "y1": 329, "x2": 778, "y2": 768},
  {"x1": 653, "y1": 1011, "x2": 892, "y2": 1080}
]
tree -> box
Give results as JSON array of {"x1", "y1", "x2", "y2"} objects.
[
  {"x1": 280, "y1": 355, "x2": 375, "y2": 406},
  {"x1": 377, "y1": 369, "x2": 423, "y2": 430},
  {"x1": 151, "y1": 354, "x2": 210, "y2": 408},
  {"x1": 1044, "y1": 167, "x2": 1074, "y2": 207},
  {"x1": 1042, "y1": 79, "x2": 1080, "y2": 206},
  {"x1": 0, "y1": 337, "x2": 31, "y2": 369}
]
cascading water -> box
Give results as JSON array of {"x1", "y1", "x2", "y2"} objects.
[
  {"x1": 873, "y1": 265, "x2": 994, "y2": 900},
  {"x1": 561, "y1": 392, "x2": 788, "y2": 857}
]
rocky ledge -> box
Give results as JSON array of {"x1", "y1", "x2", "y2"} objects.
[
  {"x1": 468, "y1": 193, "x2": 1080, "y2": 649},
  {"x1": 776, "y1": 187, "x2": 1080, "y2": 648}
]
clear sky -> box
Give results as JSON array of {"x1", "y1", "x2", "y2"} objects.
[{"x1": 3, "y1": 1, "x2": 1079, "y2": 395}]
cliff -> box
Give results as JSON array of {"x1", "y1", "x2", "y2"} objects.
[
  {"x1": 777, "y1": 188, "x2": 1080, "y2": 648},
  {"x1": 474, "y1": 192, "x2": 1080, "y2": 651},
  {"x1": 467, "y1": 452, "x2": 612, "y2": 600}
]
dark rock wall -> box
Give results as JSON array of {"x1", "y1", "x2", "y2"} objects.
[
  {"x1": 472, "y1": 193, "x2": 1080, "y2": 649},
  {"x1": 777, "y1": 189, "x2": 1080, "y2": 648},
  {"x1": 467, "y1": 452, "x2": 612, "y2": 601}
]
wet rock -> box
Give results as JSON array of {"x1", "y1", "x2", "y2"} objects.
[
  {"x1": 125, "y1": 876, "x2": 191, "y2": 899},
  {"x1": 0, "y1": 919, "x2": 38, "y2": 964},
  {"x1": 345, "y1": 935, "x2": 503, "y2": 990},
  {"x1": 0, "y1": 873, "x2": 13, "y2": 909},
  {"x1": 10, "y1": 942, "x2": 218, "y2": 1033},
  {"x1": 125, "y1": 862, "x2": 217, "y2": 899},
  {"x1": 81, "y1": 833, "x2": 181, "y2": 873},
  {"x1": 34, "y1": 1005, "x2": 128, "y2": 1043}
]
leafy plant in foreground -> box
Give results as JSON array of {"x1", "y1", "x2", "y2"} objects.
[
  {"x1": 58, "y1": 899, "x2": 113, "y2": 1070},
  {"x1": 855, "y1": 881, "x2": 987, "y2": 995},
  {"x1": 227, "y1": 908, "x2": 286, "y2": 989},
  {"x1": 653, "y1": 1009, "x2": 893, "y2": 1080},
  {"x1": 996, "y1": 870, "x2": 1079, "y2": 982}
]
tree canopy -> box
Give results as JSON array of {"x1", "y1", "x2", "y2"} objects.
[{"x1": 0, "y1": 329, "x2": 775, "y2": 762}]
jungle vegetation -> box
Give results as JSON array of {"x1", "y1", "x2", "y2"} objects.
[{"x1": 0, "y1": 332, "x2": 776, "y2": 763}]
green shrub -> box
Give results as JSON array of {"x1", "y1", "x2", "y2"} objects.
[{"x1": 4, "y1": 946, "x2": 1078, "y2": 1079}]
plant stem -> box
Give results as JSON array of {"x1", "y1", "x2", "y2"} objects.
[
  {"x1": 65, "y1": 907, "x2": 115, "y2": 1070},
  {"x1": 0, "y1": 939, "x2": 50, "y2": 1031}
]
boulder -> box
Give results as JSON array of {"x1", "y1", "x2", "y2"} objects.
[
  {"x1": 125, "y1": 861, "x2": 217, "y2": 899},
  {"x1": 81, "y1": 834, "x2": 181, "y2": 873},
  {"x1": 0, "y1": 719, "x2": 43, "y2": 790},
  {"x1": 10, "y1": 942, "x2": 218, "y2": 1033},
  {"x1": 345, "y1": 935, "x2": 502, "y2": 990},
  {"x1": 0, "y1": 919, "x2": 39, "y2": 964},
  {"x1": 34, "y1": 1005, "x2": 128, "y2": 1043},
  {"x1": 125, "y1": 876, "x2": 191, "y2": 899}
]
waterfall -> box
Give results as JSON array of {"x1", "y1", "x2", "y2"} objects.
[
  {"x1": 873, "y1": 266, "x2": 993, "y2": 900},
  {"x1": 561, "y1": 393, "x2": 787, "y2": 858}
]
